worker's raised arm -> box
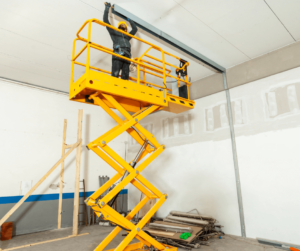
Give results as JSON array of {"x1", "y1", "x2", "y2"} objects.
[
  {"x1": 128, "y1": 18, "x2": 138, "y2": 38},
  {"x1": 103, "y1": 2, "x2": 115, "y2": 35}
]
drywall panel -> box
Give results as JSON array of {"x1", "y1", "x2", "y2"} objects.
[
  {"x1": 127, "y1": 93, "x2": 241, "y2": 236},
  {"x1": 0, "y1": 28, "x2": 71, "y2": 89},
  {"x1": 190, "y1": 73, "x2": 224, "y2": 100},
  {"x1": 192, "y1": 40, "x2": 300, "y2": 99},
  {"x1": 0, "y1": 80, "x2": 126, "y2": 197},
  {"x1": 150, "y1": 2, "x2": 249, "y2": 67},
  {"x1": 175, "y1": 0, "x2": 252, "y2": 25},
  {"x1": 0, "y1": 64, "x2": 68, "y2": 92},
  {"x1": 265, "y1": 0, "x2": 300, "y2": 41},
  {"x1": 227, "y1": 41, "x2": 300, "y2": 89},
  {"x1": 229, "y1": 67, "x2": 300, "y2": 244},
  {"x1": 0, "y1": 52, "x2": 69, "y2": 83},
  {"x1": 113, "y1": 0, "x2": 178, "y2": 23},
  {"x1": 207, "y1": 0, "x2": 294, "y2": 58}
]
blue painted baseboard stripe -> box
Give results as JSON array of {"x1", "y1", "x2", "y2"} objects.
[
  {"x1": 119, "y1": 189, "x2": 128, "y2": 195},
  {"x1": 0, "y1": 189, "x2": 128, "y2": 204}
]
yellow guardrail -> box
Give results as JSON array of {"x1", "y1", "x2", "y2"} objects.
[{"x1": 71, "y1": 19, "x2": 191, "y2": 99}]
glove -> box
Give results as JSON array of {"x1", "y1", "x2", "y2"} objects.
[
  {"x1": 127, "y1": 17, "x2": 130, "y2": 21},
  {"x1": 105, "y1": 2, "x2": 111, "y2": 8}
]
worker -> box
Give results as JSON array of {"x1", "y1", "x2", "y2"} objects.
[{"x1": 103, "y1": 2, "x2": 137, "y2": 80}]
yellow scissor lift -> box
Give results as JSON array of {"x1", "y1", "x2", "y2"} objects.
[{"x1": 70, "y1": 19, "x2": 195, "y2": 251}]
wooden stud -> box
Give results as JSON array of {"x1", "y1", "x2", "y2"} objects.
[
  {"x1": 72, "y1": 109, "x2": 83, "y2": 236},
  {"x1": 0, "y1": 141, "x2": 81, "y2": 227},
  {"x1": 65, "y1": 143, "x2": 76, "y2": 149},
  {"x1": 139, "y1": 193, "x2": 156, "y2": 220},
  {"x1": 58, "y1": 119, "x2": 67, "y2": 229},
  {"x1": 146, "y1": 230, "x2": 175, "y2": 237}
]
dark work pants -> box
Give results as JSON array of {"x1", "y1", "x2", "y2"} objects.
[{"x1": 111, "y1": 57, "x2": 130, "y2": 80}]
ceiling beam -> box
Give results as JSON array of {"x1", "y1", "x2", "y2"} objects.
[{"x1": 112, "y1": 4, "x2": 226, "y2": 73}]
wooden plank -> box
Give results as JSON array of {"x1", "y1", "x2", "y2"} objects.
[
  {"x1": 58, "y1": 119, "x2": 67, "y2": 229},
  {"x1": 143, "y1": 221, "x2": 203, "y2": 243},
  {"x1": 72, "y1": 109, "x2": 83, "y2": 236},
  {"x1": 65, "y1": 143, "x2": 76, "y2": 149},
  {"x1": 0, "y1": 140, "x2": 81, "y2": 227},
  {"x1": 146, "y1": 230, "x2": 175, "y2": 237},
  {"x1": 0, "y1": 233, "x2": 89, "y2": 251},
  {"x1": 139, "y1": 193, "x2": 156, "y2": 218}
]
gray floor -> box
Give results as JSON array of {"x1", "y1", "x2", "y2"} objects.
[{"x1": 0, "y1": 225, "x2": 281, "y2": 251}]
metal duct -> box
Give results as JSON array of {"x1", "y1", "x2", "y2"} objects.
[
  {"x1": 166, "y1": 215, "x2": 209, "y2": 225},
  {"x1": 149, "y1": 223, "x2": 192, "y2": 233},
  {"x1": 170, "y1": 210, "x2": 216, "y2": 223}
]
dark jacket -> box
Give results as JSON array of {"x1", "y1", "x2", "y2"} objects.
[{"x1": 103, "y1": 6, "x2": 137, "y2": 60}]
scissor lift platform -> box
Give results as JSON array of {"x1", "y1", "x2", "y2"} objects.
[{"x1": 70, "y1": 70, "x2": 195, "y2": 114}]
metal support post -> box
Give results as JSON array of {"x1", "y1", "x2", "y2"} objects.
[{"x1": 222, "y1": 72, "x2": 246, "y2": 237}]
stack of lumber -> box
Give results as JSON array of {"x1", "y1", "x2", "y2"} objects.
[
  {"x1": 164, "y1": 210, "x2": 217, "y2": 232},
  {"x1": 143, "y1": 211, "x2": 224, "y2": 249}
]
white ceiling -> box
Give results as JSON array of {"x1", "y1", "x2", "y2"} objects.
[{"x1": 0, "y1": 0, "x2": 299, "y2": 92}]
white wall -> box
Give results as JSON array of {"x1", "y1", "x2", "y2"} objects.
[
  {"x1": 127, "y1": 67, "x2": 300, "y2": 245},
  {"x1": 0, "y1": 79, "x2": 126, "y2": 197},
  {"x1": 230, "y1": 67, "x2": 300, "y2": 244}
]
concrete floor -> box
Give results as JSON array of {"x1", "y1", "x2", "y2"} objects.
[{"x1": 0, "y1": 225, "x2": 281, "y2": 251}]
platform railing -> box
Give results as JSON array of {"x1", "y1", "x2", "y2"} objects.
[{"x1": 71, "y1": 19, "x2": 191, "y2": 99}]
